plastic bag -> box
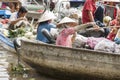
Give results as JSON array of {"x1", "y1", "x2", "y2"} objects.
[
  {"x1": 73, "y1": 34, "x2": 88, "y2": 48},
  {"x1": 94, "y1": 39, "x2": 116, "y2": 53},
  {"x1": 114, "y1": 44, "x2": 120, "y2": 53},
  {"x1": 86, "y1": 37, "x2": 106, "y2": 49}
]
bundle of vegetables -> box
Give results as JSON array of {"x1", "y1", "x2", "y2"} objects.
[
  {"x1": 8, "y1": 26, "x2": 37, "y2": 40},
  {"x1": 8, "y1": 27, "x2": 31, "y2": 38}
]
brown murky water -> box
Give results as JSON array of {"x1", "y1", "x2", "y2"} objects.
[{"x1": 0, "y1": 46, "x2": 58, "y2": 80}]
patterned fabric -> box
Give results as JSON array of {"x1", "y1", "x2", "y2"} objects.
[
  {"x1": 56, "y1": 27, "x2": 75, "y2": 47},
  {"x1": 86, "y1": 37, "x2": 105, "y2": 49},
  {"x1": 110, "y1": 19, "x2": 120, "y2": 26}
]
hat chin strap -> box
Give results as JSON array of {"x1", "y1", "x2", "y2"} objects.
[
  {"x1": 63, "y1": 24, "x2": 69, "y2": 28},
  {"x1": 58, "y1": 24, "x2": 68, "y2": 33}
]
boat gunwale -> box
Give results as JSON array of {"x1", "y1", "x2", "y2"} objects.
[
  {"x1": 19, "y1": 39, "x2": 120, "y2": 79},
  {"x1": 21, "y1": 39, "x2": 120, "y2": 56}
]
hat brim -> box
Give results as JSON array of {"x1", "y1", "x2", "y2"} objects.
[
  {"x1": 37, "y1": 10, "x2": 56, "y2": 23},
  {"x1": 57, "y1": 22, "x2": 78, "y2": 28},
  {"x1": 57, "y1": 17, "x2": 78, "y2": 27}
]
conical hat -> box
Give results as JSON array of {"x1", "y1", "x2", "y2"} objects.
[
  {"x1": 38, "y1": 10, "x2": 56, "y2": 23},
  {"x1": 57, "y1": 17, "x2": 77, "y2": 27},
  {"x1": 103, "y1": 0, "x2": 120, "y2": 2}
]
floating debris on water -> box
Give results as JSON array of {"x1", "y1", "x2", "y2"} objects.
[
  {"x1": 0, "y1": 68, "x2": 7, "y2": 72},
  {"x1": 0, "y1": 52, "x2": 9, "y2": 80},
  {"x1": 0, "y1": 78, "x2": 9, "y2": 80},
  {"x1": 0, "y1": 72, "x2": 9, "y2": 78},
  {"x1": 10, "y1": 63, "x2": 30, "y2": 74}
]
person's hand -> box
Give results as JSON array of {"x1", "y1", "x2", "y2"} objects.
[
  {"x1": 93, "y1": 25, "x2": 100, "y2": 31},
  {"x1": 19, "y1": 17, "x2": 27, "y2": 21},
  {"x1": 89, "y1": 22, "x2": 96, "y2": 26},
  {"x1": 88, "y1": 22, "x2": 100, "y2": 30}
]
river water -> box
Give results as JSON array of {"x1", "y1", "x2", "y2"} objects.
[{"x1": 0, "y1": 46, "x2": 58, "y2": 80}]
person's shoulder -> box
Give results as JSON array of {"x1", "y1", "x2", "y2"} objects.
[
  {"x1": 9, "y1": 12, "x2": 18, "y2": 20},
  {"x1": 11, "y1": 12, "x2": 18, "y2": 16},
  {"x1": 49, "y1": 23, "x2": 56, "y2": 27},
  {"x1": 12, "y1": 12, "x2": 17, "y2": 14}
]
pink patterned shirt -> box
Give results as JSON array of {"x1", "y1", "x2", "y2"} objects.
[{"x1": 56, "y1": 28, "x2": 75, "y2": 47}]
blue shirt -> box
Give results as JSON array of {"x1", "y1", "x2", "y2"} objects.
[{"x1": 36, "y1": 22, "x2": 56, "y2": 43}]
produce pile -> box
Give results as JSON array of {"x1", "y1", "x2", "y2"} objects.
[
  {"x1": 8, "y1": 27, "x2": 26, "y2": 38},
  {"x1": 0, "y1": 26, "x2": 37, "y2": 40}
]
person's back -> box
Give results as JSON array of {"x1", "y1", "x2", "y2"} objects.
[
  {"x1": 36, "y1": 10, "x2": 56, "y2": 43},
  {"x1": 36, "y1": 21, "x2": 56, "y2": 43}
]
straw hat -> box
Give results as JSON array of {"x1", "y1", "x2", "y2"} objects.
[
  {"x1": 38, "y1": 10, "x2": 56, "y2": 23},
  {"x1": 103, "y1": 0, "x2": 120, "y2": 2},
  {"x1": 57, "y1": 17, "x2": 78, "y2": 27}
]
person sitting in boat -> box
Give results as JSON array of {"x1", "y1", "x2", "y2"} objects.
[
  {"x1": 8, "y1": 6, "x2": 28, "y2": 30},
  {"x1": 81, "y1": 0, "x2": 106, "y2": 37},
  {"x1": 107, "y1": 10, "x2": 120, "y2": 41},
  {"x1": 104, "y1": 0, "x2": 119, "y2": 19},
  {"x1": 36, "y1": 10, "x2": 56, "y2": 43},
  {"x1": 56, "y1": 17, "x2": 98, "y2": 47}
]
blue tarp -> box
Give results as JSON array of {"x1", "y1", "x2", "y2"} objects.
[
  {"x1": 0, "y1": 32, "x2": 14, "y2": 48},
  {"x1": 0, "y1": 10, "x2": 11, "y2": 18}
]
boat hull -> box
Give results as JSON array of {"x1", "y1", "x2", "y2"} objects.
[{"x1": 19, "y1": 39, "x2": 120, "y2": 80}]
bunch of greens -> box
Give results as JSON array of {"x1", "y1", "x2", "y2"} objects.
[{"x1": 8, "y1": 26, "x2": 33, "y2": 38}]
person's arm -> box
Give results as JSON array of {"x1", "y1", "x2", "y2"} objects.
[
  {"x1": 88, "y1": 10, "x2": 95, "y2": 22},
  {"x1": 88, "y1": 10, "x2": 100, "y2": 29},
  {"x1": 10, "y1": 17, "x2": 27, "y2": 25},
  {"x1": 74, "y1": 22, "x2": 96, "y2": 31}
]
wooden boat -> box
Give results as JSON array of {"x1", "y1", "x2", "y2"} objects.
[
  {"x1": 0, "y1": 0, "x2": 20, "y2": 2},
  {"x1": 0, "y1": 32, "x2": 15, "y2": 53},
  {"x1": 18, "y1": 39, "x2": 120, "y2": 80}
]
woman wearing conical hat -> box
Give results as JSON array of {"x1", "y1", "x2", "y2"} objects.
[
  {"x1": 56, "y1": 17, "x2": 98, "y2": 47},
  {"x1": 36, "y1": 10, "x2": 56, "y2": 43}
]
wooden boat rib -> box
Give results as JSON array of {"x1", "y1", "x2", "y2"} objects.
[{"x1": 19, "y1": 39, "x2": 120, "y2": 80}]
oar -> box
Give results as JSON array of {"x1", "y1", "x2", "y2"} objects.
[
  {"x1": 86, "y1": 26, "x2": 120, "y2": 31},
  {"x1": 13, "y1": 38, "x2": 21, "y2": 65}
]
